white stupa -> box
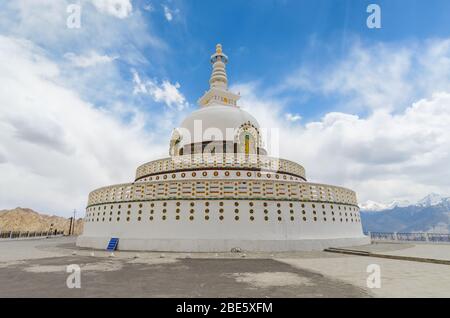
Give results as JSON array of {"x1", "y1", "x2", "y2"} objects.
[{"x1": 77, "y1": 44, "x2": 369, "y2": 251}]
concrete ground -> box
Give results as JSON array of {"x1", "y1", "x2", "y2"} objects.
[{"x1": 0, "y1": 237, "x2": 449, "y2": 297}]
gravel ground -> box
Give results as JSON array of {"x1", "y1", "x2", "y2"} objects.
[{"x1": 0, "y1": 237, "x2": 448, "y2": 297}]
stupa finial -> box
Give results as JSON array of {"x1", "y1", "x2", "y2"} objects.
[
  {"x1": 209, "y1": 43, "x2": 228, "y2": 90},
  {"x1": 216, "y1": 43, "x2": 222, "y2": 54},
  {"x1": 198, "y1": 43, "x2": 239, "y2": 107}
]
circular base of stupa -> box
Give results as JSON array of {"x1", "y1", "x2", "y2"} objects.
[{"x1": 76, "y1": 236, "x2": 370, "y2": 252}]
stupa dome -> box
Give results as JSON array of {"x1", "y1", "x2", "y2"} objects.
[{"x1": 178, "y1": 104, "x2": 259, "y2": 145}]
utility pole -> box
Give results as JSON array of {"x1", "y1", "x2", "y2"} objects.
[
  {"x1": 68, "y1": 217, "x2": 73, "y2": 236},
  {"x1": 72, "y1": 209, "x2": 76, "y2": 236}
]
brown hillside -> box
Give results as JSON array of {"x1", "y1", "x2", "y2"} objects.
[{"x1": 0, "y1": 207, "x2": 83, "y2": 235}]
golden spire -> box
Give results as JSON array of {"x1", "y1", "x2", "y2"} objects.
[{"x1": 216, "y1": 43, "x2": 222, "y2": 54}]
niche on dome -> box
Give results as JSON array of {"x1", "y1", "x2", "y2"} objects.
[
  {"x1": 169, "y1": 129, "x2": 182, "y2": 156},
  {"x1": 235, "y1": 122, "x2": 260, "y2": 155}
]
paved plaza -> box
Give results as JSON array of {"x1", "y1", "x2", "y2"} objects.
[{"x1": 0, "y1": 237, "x2": 449, "y2": 297}]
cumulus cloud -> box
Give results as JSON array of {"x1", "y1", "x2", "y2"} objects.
[
  {"x1": 0, "y1": 1, "x2": 184, "y2": 217},
  {"x1": 0, "y1": 36, "x2": 166, "y2": 216},
  {"x1": 0, "y1": 0, "x2": 165, "y2": 55},
  {"x1": 91, "y1": 0, "x2": 133, "y2": 19},
  {"x1": 0, "y1": 151, "x2": 7, "y2": 164},
  {"x1": 285, "y1": 113, "x2": 302, "y2": 122},
  {"x1": 64, "y1": 51, "x2": 118, "y2": 68},
  {"x1": 132, "y1": 70, "x2": 189, "y2": 110},
  {"x1": 163, "y1": 5, "x2": 173, "y2": 21},
  {"x1": 234, "y1": 81, "x2": 450, "y2": 205},
  {"x1": 229, "y1": 38, "x2": 450, "y2": 205},
  {"x1": 284, "y1": 39, "x2": 450, "y2": 113},
  {"x1": 162, "y1": 4, "x2": 179, "y2": 22},
  {"x1": 143, "y1": 3, "x2": 155, "y2": 12}
]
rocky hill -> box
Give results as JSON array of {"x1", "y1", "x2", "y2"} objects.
[{"x1": 0, "y1": 207, "x2": 83, "y2": 235}]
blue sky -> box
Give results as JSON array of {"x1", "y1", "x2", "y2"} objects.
[
  {"x1": 1, "y1": 0, "x2": 450, "y2": 216},
  {"x1": 53, "y1": 0, "x2": 450, "y2": 121},
  {"x1": 136, "y1": 0, "x2": 450, "y2": 118}
]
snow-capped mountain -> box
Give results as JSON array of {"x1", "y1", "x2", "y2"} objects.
[
  {"x1": 416, "y1": 193, "x2": 447, "y2": 207},
  {"x1": 360, "y1": 193, "x2": 450, "y2": 233},
  {"x1": 359, "y1": 199, "x2": 410, "y2": 212},
  {"x1": 358, "y1": 200, "x2": 388, "y2": 211},
  {"x1": 359, "y1": 193, "x2": 448, "y2": 211}
]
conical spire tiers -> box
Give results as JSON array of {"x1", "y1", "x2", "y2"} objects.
[
  {"x1": 198, "y1": 44, "x2": 240, "y2": 108},
  {"x1": 209, "y1": 44, "x2": 229, "y2": 89}
]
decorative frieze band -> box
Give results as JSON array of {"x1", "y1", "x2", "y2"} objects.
[
  {"x1": 87, "y1": 179, "x2": 358, "y2": 207},
  {"x1": 135, "y1": 154, "x2": 306, "y2": 181}
]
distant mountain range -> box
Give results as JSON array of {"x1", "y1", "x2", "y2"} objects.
[{"x1": 360, "y1": 193, "x2": 450, "y2": 233}]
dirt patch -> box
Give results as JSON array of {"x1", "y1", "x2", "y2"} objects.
[
  {"x1": 227, "y1": 271, "x2": 315, "y2": 288},
  {"x1": 127, "y1": 257, "x2": 179, "y2": 265}
]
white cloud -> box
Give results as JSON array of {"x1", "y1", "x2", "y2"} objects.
[
  {"x1": 229, "y1": 38, "x2": 450, "y2": 204},
  {"x1": 162, "y1": 4, "x2": 179, "y2": 22},
  {"x1": 143, "y1": 3, "x2": 155, "y2": 12},
  {"x1": 285, "y1": 39, "x2": 450, "y2": 113},
  {"x1": 285, "y1": 113, "x2": 302, "y2": 122},
  {"x1": 0, "y1": 1, "x2": 182, "y2": 217},
  {"x1": 91, "y1": 0, "x2": 133, "y2": 19},
  {"x1": 163, "y1": 5, "x2": 173, "y2": 21},
  {"x1": 132, "y1": 70, "x2": 189, "y2": 110},
  {"x1": 0, "y1": 36, "x2": 167, "y2": 216},
  {"x1": 233, "y1": 81, "x2": 450, "y2": 205},
  {"x1": 64, "y1": 51, "x2": 118, "y2": 68},
  {"x1": 0, "y1": 1, "x2": 165, "y2": 54}
]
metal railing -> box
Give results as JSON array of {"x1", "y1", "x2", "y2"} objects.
[
  {"x1": 366, "y1": 231, "x2": 450, "y2": 243},
  {"x1": 0, "y1": 230, "x2": 65, "y2": 239}
]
